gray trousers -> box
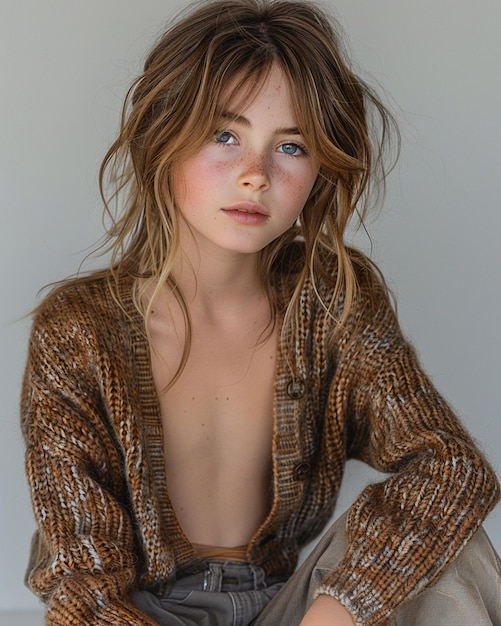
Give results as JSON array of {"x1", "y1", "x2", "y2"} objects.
[{"x1": 133, "y1": 514, "x2": 501, "y2": 625}]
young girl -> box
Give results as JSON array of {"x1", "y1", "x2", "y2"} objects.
[{"x1": 21, "y1": 0, "x2": 501, "y2": 624}]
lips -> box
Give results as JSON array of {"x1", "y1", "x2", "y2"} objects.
[
  {"x1": 221, "y1": 202, "x2": 270, "y2": 225},
  {"x1": 222, "y1": 201, "x2": 269, "y2": 216}
]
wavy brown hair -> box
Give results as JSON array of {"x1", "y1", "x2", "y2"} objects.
[{"x1": 95, "y1": 0, "x2": 398, "y2": 380}]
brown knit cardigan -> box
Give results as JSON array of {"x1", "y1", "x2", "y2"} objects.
[{"x1": 21, "y1": 254, "x2": 499, "y2": 625}]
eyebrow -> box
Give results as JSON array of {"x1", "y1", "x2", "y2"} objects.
[{"x1": 221, "y1": 111, "x2": 301, "y2": 136}]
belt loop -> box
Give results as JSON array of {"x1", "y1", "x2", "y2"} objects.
[
  {"x1": 251, "y1": 563, "x2": 258, "y2": 590},
  {"x1": 203, "y1": 567, "x2": 211, "y2": 591},
  {"x1": 254, "y1": 563, "x2": 267, "y2": 590},
  {"x1": 204, "y1": 562, "x2": 224, "y2": 591}
]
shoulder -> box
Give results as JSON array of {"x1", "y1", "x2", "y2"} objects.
[
  {"x1": 276, "y1": 241, "x2": 398, "y2": 343},
  {"x1": 34, "y1": 272, "x2": 130, "y2": 326},
  {"x1": 310, "y1": 245, "x2": 394, "y2": 319},
  {"x1": 29, "y1": 272, "x2": 138, "y2": 355}
]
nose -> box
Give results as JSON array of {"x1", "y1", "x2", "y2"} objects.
[{"x1": 237, "y1": 151, "x2": 270, "y2": 191}]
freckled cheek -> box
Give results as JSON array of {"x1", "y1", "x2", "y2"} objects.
[
  {"x1": 177, "y1": 157, "x2": 233, "y2": 204},
  {"x1": 200, "y1": 156, "x2": 239, "y2": 185},
  {"x1": 273, "y1": 164, "x2": 317, "y2": 204}
]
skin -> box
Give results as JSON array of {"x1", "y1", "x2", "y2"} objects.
[
  {"x1": 300, "y1": 595, "x2": 356, "y2": 626},
  {"x1": 172, "y1": 64, "x2": 319, "y2": 259},
  {"x1": 153, "y1": 64, "x2": 356, "y2": 625}
]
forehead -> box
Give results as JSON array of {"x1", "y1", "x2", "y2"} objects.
[{"x1": 217, "y1": 64, "x2": 295, "y2": 119}]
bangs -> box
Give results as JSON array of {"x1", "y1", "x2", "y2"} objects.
[
  {"x1": 217, "y1": 65, "x2": 274, "y2": 118},
  {"x1": 172, "y1": 51, "x2": 276, "y2": 160}
]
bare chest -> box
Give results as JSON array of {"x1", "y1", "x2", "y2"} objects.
[
  {"x1": 149, "y1": 315, "x2": 277, "y2": 544},
  {"x1": 156, "y1": 329, "x2": 276, "y2": 460}
]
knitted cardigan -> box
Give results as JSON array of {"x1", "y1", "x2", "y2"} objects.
[{"x1": 21, "y1": 255, "x2": 499, "y2": 626}]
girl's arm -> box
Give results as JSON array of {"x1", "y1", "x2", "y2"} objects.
[
  {"x1": 300, "y1": 595, "x2": 356, "y2": 626},
  {"x1": 317, "y1": 273, "x2": 500, "y2": 625},
  {"x1": 21, "y1": 297, "x2": 157, "y2": 626}
]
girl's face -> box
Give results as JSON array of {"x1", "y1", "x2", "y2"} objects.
[{"x1": 172, "y1": 64, "x2": 318, "y2": 259}]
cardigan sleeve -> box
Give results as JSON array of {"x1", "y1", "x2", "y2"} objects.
[
  {"x1": 21, "y1": 294, "x2": 158, "y2": 626},
  {"x1": 316, "y1": 280, "x2": 500, "y2": 625}
]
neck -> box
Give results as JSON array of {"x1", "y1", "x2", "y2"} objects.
[{"x1": 173, "y1": 246, "x2": 266, "y2": 319}]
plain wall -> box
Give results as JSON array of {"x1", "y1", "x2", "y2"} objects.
[{"x1": 1, "y1": 0, "x2": 500, "y2": 615}]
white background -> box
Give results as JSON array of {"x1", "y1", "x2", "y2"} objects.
[{"x1": 1, "y1": 0, "x2": 500, "y2": 618}]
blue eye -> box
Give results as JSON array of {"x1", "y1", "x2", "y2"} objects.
[
  {"x1": 278, "y1": 142, "x2": 307, "y2": 157},
  {"x1": 215, "y1": 131, "x2": 237, "y2": 145}
]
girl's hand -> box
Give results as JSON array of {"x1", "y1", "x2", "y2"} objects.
[{"x1": 299, "y1": 594, "x2": 356, "y2": 626}]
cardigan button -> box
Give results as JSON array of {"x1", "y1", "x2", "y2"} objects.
[
  {"x1": 293, "y1": 462, "x2": 311, "y2": 481},
  {"x1": 287, "y1": 378, "x2": 306, "y2": 399}
]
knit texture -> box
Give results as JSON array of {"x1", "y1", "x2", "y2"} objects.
[{"x1": 21, "y1": 252, "x2": 499, "y2": 625}]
